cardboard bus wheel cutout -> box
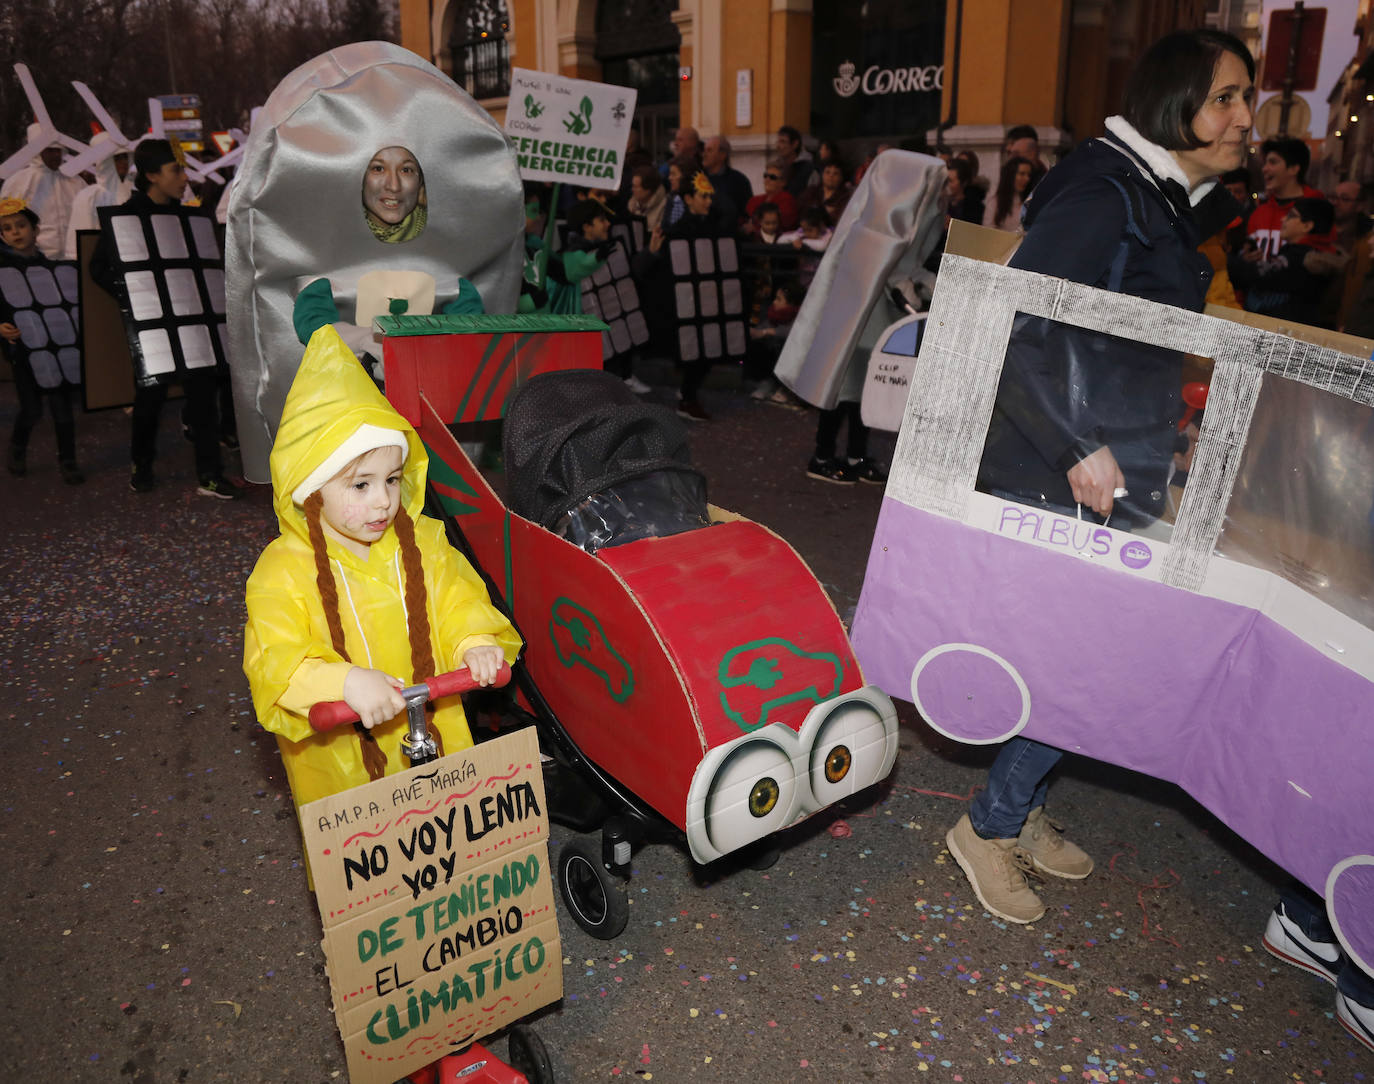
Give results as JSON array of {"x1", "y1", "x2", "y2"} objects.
[
  {"x1": 225, "y1": 41, "x2": 526, "y2": 481},
  {"x1": 851, "y1": 220, "x2": 1374, "y2": 972}
]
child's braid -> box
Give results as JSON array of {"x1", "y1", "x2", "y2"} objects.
[
  {"x1": 392, "y1": 504, "x2": 444, "y2": 756},
  {"x1": 304, "y1": 490, "x2": 388, "y2": 780}
]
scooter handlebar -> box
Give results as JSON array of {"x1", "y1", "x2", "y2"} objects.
[{"x1": 307, "y1": 663, "x2": 512, "y2": 732}]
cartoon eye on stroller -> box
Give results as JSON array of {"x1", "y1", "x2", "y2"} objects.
[{"x1": 379, "y1": 312, "x2": 899, "y2": 939}]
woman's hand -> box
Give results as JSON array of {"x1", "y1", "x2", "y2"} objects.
[
  {"x1": 342, "y1": 667, "x2": 405, "y2": 729},
  {"x1": 648, "y1": 227, "x2": 665, "y2": 253},
  {"x1": 464, "y1": 645, "x2": 506, "y2": 687},
  {"x1": 0, "y1": 322, "x2": 20, "y2": 344},
  {"x1": 1067, "y1": 445, "x2": 1125, "y2": 518}
]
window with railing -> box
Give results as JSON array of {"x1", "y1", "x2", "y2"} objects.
[{"x1": 448, "y1": 0, "x2": 511, "y2": 100}]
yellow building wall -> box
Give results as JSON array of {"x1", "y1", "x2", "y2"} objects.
[
  {"x1": 944, "y1": 0, "x2": 1069, "y2": 127},
  {"x1": 719, "y1": 2, "x2": 772, "y2": 137}
]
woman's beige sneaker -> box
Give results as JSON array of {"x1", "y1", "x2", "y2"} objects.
[
  {"x1": 1017, "y1": 807, "x2": 1094, "y2": 879},
  {"x1": 946, "y1": 814, "x2": 1046, "y2": 924}
]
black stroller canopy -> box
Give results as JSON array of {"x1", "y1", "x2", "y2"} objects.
[{"x1": 503, "y1": 370, "x2": 706, "y2": 529}]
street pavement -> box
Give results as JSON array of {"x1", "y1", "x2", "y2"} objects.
[{"x1": 1, "y1": 371, "x2": 1367, "y2": 1083}]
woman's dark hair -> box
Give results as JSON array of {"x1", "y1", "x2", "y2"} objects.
[
  {"x1": 631, "y1": 164, "x2": 661, "y2": 194},
  {"x1": 995, "y1": 156, "x2": 1036, "y2": 226},
  {"x1": 668, "y1": 156, "x2": 697, "y2": 191},
  {"x1": 947, "y1": 157, "x2": 974, "y2": 188},
  {"x1": 1122, "y1": 29, "x2": 1255, "y2": 151}
]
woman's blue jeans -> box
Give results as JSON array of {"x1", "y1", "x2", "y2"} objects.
[{"x1": 968, "y1": 737, "x2": 1063, "y2": 839}]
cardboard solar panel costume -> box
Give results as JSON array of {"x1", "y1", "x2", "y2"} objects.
[
  {"x1": 578, "y1": 239, "x2": 650, "y2": 365},
  {"x1": 0, "y1": 249, "x2": 81, "y2": 391},
  {"x1": 225, "y1": 41, "x2": 526, "y2": 482},
  {"x1": 94, "y1": 202, "x2": 227, "y2": 386},
  {"x1": 667, "y1": 235, "x2": 748, "y2": 367}
]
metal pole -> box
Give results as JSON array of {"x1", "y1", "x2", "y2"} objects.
[{"x1": 1279, "y1": 0, "x2": 1305, "y2": 138}]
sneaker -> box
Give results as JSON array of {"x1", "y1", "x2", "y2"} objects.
[
  {"x1": 59, "y1": 460, "x2": 86, "y2": 486},
  {"x1": 196, "y1": 475, "x2": 241, "y2": 500},
  {"x1": 623, "y1": 374, "x2": 651, "y2": 394},
  {"x1": 677, "y1": 398, "x2": 711, "y2": 422},
  {"x1": 750, "y1": 379, "x2": 778, "y2": 401},
  {"x1": 1337, "y1": 967, "x2": 1374, "y2": 1053},
  {"x1": 130, "y1": 465, "x2": 156, "y2": 493},
  {"x1": 806, "y1": 457, "x2": 857, "y2": 485},
  {"x1": 1017, "y1": 806, "x2": 1094, "y2": 879},
  {"x1": 946, "y1": 813, "x2": 1046, "y2": 924},
  {"x1": 852, "y1": 458, "x2": 889, "y2": 485},
  {"x1": 1262, "y1": 901, "x2": 1343, "y2": 985},
  {"x1": 6, "y1": 446, "x2": 25, "y2": 477}
]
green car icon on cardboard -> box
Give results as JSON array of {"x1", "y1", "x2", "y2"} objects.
[
  {"x1": 718, "y1": 638, "x2": 844, "y2": 732},
  {"x1": 550, "y1": 597, "x2": 635, "y2": 701}
]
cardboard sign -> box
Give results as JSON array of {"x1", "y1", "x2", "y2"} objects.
[
  {"x1": 301, "y1": 727, "x2": 560, "y2": 1084},
  {"x1": 505, "y1": 68, "x2": 637, "y2": 189}
]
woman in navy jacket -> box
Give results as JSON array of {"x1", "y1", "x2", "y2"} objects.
[{"x1": 948, "y1": 29, "x2": 1256, "y2": 924}]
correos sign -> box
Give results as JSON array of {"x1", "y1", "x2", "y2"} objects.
[{"x1": 833, "y1": 58, "x2": 943, "y2": 98}]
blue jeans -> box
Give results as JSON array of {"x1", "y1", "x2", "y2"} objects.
[{"x1": 969, "y1": 737, "x2": 1063, "y2": 839}]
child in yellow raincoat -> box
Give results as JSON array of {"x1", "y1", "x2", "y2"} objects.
[{"x1": 244, "y1": 325, "x2": 522, "y2": 817}]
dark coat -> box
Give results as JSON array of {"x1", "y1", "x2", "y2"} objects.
[{"x1": 978, "y1": 134, "x2": 1229, "y2": 525}]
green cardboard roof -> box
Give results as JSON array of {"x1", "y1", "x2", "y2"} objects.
[{"x1": 375, "y1": 312, "x2": 609, "y2": 337}]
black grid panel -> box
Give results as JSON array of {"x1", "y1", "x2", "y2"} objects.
[
  {"x1": 669, "y1": 236, "x2": 747, "y2": 364},
  {"x1": 0, "y1": 260, "x2": 81, "y2": 388},
  {"x1": 579, "y1": 240, "x2": 649, "y2": 362},
  {"x1": 96, "y1": 204, "x2": 227, "y2": 388}
]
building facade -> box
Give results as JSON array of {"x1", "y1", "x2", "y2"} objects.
[{"x1": 398, "y1": 0, "x2": 1208, "y2": 184}]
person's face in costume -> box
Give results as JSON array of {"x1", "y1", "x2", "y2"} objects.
[
  {"x1": 1172, "y1": 50, "x2": 1254, "y2": 187},
  {"x1": 319, "y1": 445, "x2": 404, "y2": 557},
  {"x1": 40, "y1": 146, "x2": 63, "y2": 172},
  {"x1": 584, "y1": 214, "x2": 611, "y2": 242},
  {"x1": 113, "y1": 153, "x2": 130, "y2": 180},
  {"x1": 363, "y1": 147, "x2": 423, "y2": 227},
  {"x1": 0, "y1": 213, "x2": 37, "y2": 256},
  {"x1": 685, "y1": 187, "x2": 713, "y2": 217}
]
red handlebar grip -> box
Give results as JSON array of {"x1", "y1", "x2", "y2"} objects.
[
  {"x1": 306, "y1": 663, "x2": 512, "y2": 732},
  {"x1": 308, "y1": 699, "x2": 362, "y2": 732},
  {"x1": 425, "y1": 662, "x2": 512, "y2": 700}
]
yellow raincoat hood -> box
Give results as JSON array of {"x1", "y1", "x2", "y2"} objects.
[
  {"x1": 270, "y1": 324, "x2": 427, "y2": 545},
  {"x1": 244, "y1": 325, "x2": 521, "y2": 820}
]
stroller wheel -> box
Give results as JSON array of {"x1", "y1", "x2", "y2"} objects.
[
  {"x1": 507, "y1": 1024, "x2": 555, "y2": 1083},
  {"x1": 557, "y1": 838, "x2": 629, "y2": 940}
]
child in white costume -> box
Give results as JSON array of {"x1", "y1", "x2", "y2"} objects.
[{"x1": 244, "y1": 325, "x2": 521, "y2": 814}]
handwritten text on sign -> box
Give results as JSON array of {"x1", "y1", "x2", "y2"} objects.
[
  {"x1": 301, "y1": 727, "x2": 560, "y2": 1084},
  {"x1": 504, "y1": 67, "x2": 637, "y2": 189}
]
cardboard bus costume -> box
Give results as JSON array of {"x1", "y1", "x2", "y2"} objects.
[
  {"x1": 844, "y1": 221, "x2": 1374, "y2": 973},
  {"x1": 225, "y1": 41, "x2": 526, "y2": 482}
]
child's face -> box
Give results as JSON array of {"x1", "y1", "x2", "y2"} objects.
[
  {"x1": 0, "y1": 213, "x2": 36, "y2": 254},
  {"x1": 759, "y1": 211, "x2": 779, "y2": 235},
  {"x1": 319, "y1": 445, "x2": 404, "y2": 554},
  {"x1": 1280, "y1": 208, "x2": 1311, "y2": 244},
  {"x1": 801, "y1": 221, "x2": 822, "y2": 239},
  {"x1": 773, "y1": 288, "x2": 789, "y2": 307},
  {"x1": 586, "y1": 215, "x2": 611, "y2": 242}
]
